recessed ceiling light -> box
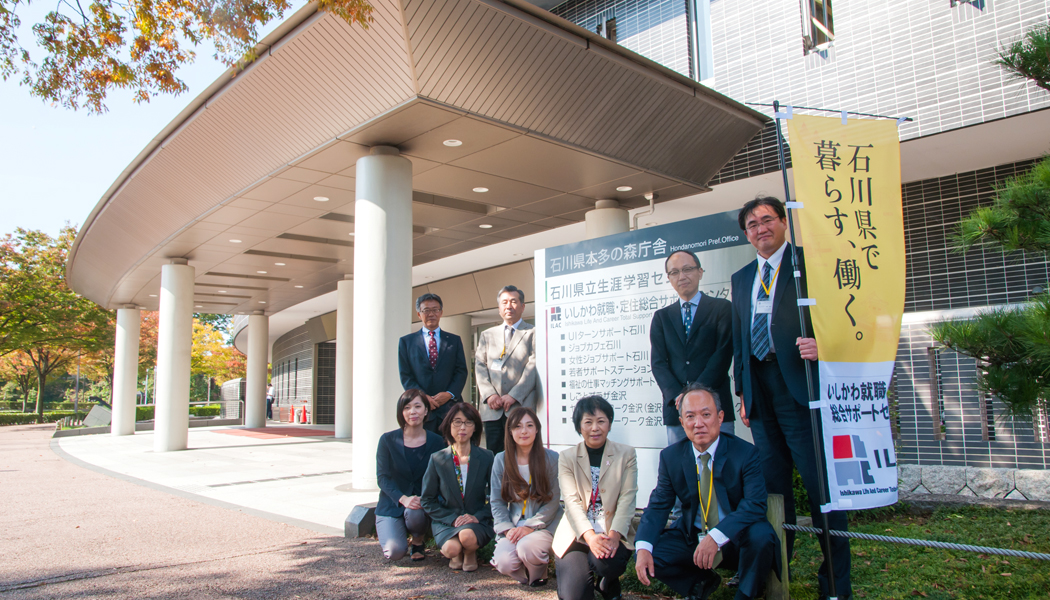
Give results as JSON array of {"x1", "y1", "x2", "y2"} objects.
[
  {"x1": 513, "y1": 253, "x2": 524, "y2": 256},
  {"x1": 646, "y1": 222, "x2": 658, "y2": 226},
  {"x1": 229, "y1": 239, "x2": 242, "y2": 243},
  {"x1": 478, "y1": 224, "x2": 493, "y2": 229},
  {"x1": 348, "y1": 232, "x2": 355, "y2": 236},
  {"x1": 616, "y1": 186, "x2": 633, "y2": 192},
  {"x1": 195, "y1": 305, "x2": 203, "y2": 308},
  {"x1": 313, "y1": 196, "x2": 329, "y2": 202},
  {"x1": 149, "y1": 294, "x2": 157, "y2": 298},
  {"x1": 443, "y1": 139, "x2": 462, "y2": 147},
  {"x1": 275, "y1": 262, "x2": 286, "y2": 266},
  {"x1": 257, "y1": 270, "x2": 267, "y2": 274},
  {"x1": 294, "y1": 285, "x2": 304, "y2": 288},
  {"x1": 259, "y1": 301, "x2": 267, "y2": 304},
  {"x1": 473, "y1": 187, "x2": 489, "y2": 193},
  {"x1": 218, "y1": 290, "x2": 226, "y2": 293}
]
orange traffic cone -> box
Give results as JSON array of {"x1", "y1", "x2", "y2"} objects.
[{"x1": 300, "y1": 405, "x2": 307, "y2": 424}]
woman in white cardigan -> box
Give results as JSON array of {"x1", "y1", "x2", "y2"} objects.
[
  {"x1": 552, "y1": 395, "x2": 637, "y2": 600},
  {"x1": 489, "y1": 406, "x2": 562, "y2": 587}
]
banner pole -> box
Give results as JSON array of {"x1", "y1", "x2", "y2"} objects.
[{"x1": 772, "y1": 100, "x2": 839, "y2": 600}]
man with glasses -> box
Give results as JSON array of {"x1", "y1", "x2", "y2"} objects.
[
  {"x1": 398, "y1": 293, "x2": 469, "y2": 434},
  {"x1": 650, "y1": 250, "x2": 735, "y2": 446},
  {"x1": 730, "y1": 197, "x2": 852, "y2": 600}
]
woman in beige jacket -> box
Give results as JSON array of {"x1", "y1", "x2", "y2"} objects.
[{"x1": 553, "y1": 395, "x2": 638, "y2": 600}]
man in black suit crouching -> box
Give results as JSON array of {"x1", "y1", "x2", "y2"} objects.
[{"x1": 634, "y1": 383, "x2": 779, "y2": 600}]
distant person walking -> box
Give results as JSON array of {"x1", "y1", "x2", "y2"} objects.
[{"x1": 266, "y1": 384, "x2": 274, "y2": 420}]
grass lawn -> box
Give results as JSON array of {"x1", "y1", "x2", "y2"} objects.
[{"x1": 616, "y1": 504, "x2": 1050, "y2": 600}]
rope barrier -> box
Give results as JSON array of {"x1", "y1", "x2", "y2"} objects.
[{"x1": 782, "y1": 523, "x2": 1050, "y2": 561}]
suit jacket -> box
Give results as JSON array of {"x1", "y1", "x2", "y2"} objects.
[
  {"x1": 731, "y1": 245, "x2": 818, "y2": 416},
  {"x1": 636, "y1": 434, "x2": 775, "y2": 556},
  {"x1": 420, "y1": 445, "x2": 495, "y2": 528},
  {"x1": 375, "y1": 429, "x2": 447, "y2": 518},
  {"x1": 475, "y1": 322, "x2": 539, "y2": 422},
  {"x1": 553, "y1": 439, "x2": 638, "y2": 557},
  {"x1": 398, "y1": 329, "x2": 469, "y2": 425},
  {"x1": 650, "y1": 294, "x2": 735, "y2": 426},
  {"x1": 489, "y1": 448, "x2": 562, "y2": 534}
]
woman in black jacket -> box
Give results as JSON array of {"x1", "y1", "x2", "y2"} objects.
[
  {"x1": 375, "y1": 389, "x2": 446, "y2": 561},
  {"x1": 421, "y1": 403, "x2": 495, "y2": 572}
]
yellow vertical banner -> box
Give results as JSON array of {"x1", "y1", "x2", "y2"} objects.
[
  {"x1": 787, "y1": 115, "x2": 904, "y2": 363},
  {"x1": 787, "y1": 114, "x2": 904, "y2": 510}
]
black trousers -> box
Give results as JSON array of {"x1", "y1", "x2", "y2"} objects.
[
  {"x1": 651, "y1": 523, "x2": 777, "y2": 599},
  {"x1": 749, "y1": 356, "x2": 852, "y2": 597},
  {"x1": 555, "y1": 540, "x2": 631, "y2": 600},
  {"x1": 483, "y1": 415, "x2": 506, "y2": 454}
]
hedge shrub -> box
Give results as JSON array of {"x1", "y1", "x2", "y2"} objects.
[
  {"x1": 0, "y1": 411, "x2": 86, "y2": 426},
  {"x1": 190, "y1": 405, "x2": 221, "y2": 417}
]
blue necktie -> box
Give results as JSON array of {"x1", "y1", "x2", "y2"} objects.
[
  {"x1": 682, "y1": 301, "x2": 693, "y2": 337},
  {"x1": 751, "y1": 262, "x2": 772, "y2": 360}
]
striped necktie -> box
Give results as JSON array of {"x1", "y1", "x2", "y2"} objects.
[{"x1": 751, "y1": 262, "x2": 772, "y2": 360}]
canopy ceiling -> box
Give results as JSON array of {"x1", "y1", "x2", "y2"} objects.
[{"x1": 67, "y1": 0, "x2": 766, "y2": 315}]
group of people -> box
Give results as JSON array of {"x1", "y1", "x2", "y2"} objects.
[{"x1": 376, "y1": 196, "x2": 851, "y2": 600}]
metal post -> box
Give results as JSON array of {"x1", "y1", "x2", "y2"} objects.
[
  {"x1": 143, "y1": 368, "x2": 150, "y2": 405},
  {"x1": 772, "y1": 99, "x2": 839, "y2": 600},
  {"x1": 74, "y1": 352, "x2": 81, "y2": 422}
]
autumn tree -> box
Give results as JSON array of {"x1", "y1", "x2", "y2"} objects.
[
  {"x1": 0, "y1": 227, "x2": 112, "y2": 416},
  {"x1": 0, "y1": 0, "x2": 373, "y2": 113},
  {"x1": 0, "y1": 352, "x2": 36, "y2": 411}
]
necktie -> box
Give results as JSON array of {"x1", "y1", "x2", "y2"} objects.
[
  {"x1": 682, "y1": 301, "x2": 693, "y2": 337},
  {"x1": 428, "y1": 331, "x2": 438, "y2": 369},
  {"x1": 751, "y1": 261, "x2": 772, "y2": 360},
  {"x1": 696, "y1": 453, "x2": 722, "y2": 568}
]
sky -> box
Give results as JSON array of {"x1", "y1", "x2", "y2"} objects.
[{"x1": 0, "y1": 5, "x2": 300, "y2": 238}]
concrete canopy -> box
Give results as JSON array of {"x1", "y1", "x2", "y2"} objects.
[{"x1": 67, "y1": 0, "x2": 767, "y2": 315}]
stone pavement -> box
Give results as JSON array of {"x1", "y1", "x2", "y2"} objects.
[{"x1": 0, "y1": 423, "x2": 570, "y2": 599}]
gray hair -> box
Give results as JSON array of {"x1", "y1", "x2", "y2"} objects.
[
  {"x1": 415, "y1": 293, "x2": 443, "y2": 312},
  {"x1": 498, "y1": 285, "x2": 525, "y2": 303},
  {"x1": 680, "y1": 382, "x2": 723, "y2": 412}
]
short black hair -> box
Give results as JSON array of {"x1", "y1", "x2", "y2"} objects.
[
  {"x1": 664, "y1": 250, "x2": 702, "y2": 273},
  {"x1": 680, "y1": 382, "x2": 723, "y2": 413},
  {"x1": 498, "y1": 285, "x2": 525, "y2": 303},
  {"x1": 396, "y1": 388, "x2": 430, "y2": 428},
  {"x1": 572, "y1": 395, "x2": 615, "y2": 434},
  {"x1": 737, "y1": 196, "x2": 787, "y2": 231},
  {"x1": 440, "y1": 402, "x2": 483, "y2": 446},
  {"x1": 415, "y1": 293, "x2": 443, "y2": 312}
]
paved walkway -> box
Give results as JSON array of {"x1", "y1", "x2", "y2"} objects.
[{"x1": 0, "y1": 423, "x2": 567, "y2": 599}]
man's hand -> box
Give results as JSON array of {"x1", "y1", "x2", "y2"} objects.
[
  {"x1": 797, "y1": 337, "x2": 818, "y2": 361},
  {"x1": 737, "y1": 394, "x2": 750, "y2": 428},
  {"x1": 500, "y1": 394, "x2": 518, "y2": 410},
  {"x1": 486, "y1": 394, "x2": 503, "y2": 410},
  {"x1": 426, "y1": 395, "x2": 439, "y2": 410},
  {"x1": 505, "y1": 526, "x2": 534, "y2": 543},
  {"x1": 635, "y1": 549, "x2": 655, "y2": 586},
  {"x1": 433, "y1": 392, "x2": 453, "y2": 407},
  {"x1": 399, "y1": 495, "x2": 422, "y2": 510},
  {"x1": 673, "y1": 392, "x2": 684, "y2": 412},
  {"x1": 693, "y1": 534, "x2": 720, "y2": 570},
  {"x1": 453, "y1": 513, "x2": 479, "y2": 527}
]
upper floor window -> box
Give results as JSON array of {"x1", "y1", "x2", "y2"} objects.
[
  {"x1": 801, "y1": 0, "x2": 834, "y2": 53},
  {"x1": 596, "y1": 14, "x2": 617, "y2": 43}
]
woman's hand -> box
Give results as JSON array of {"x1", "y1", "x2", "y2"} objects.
[
  {"x1": 400, "y1": 495, "x2": 422, "y2": 510},
  {"x1": 506, "y1": 526, "x2": 535, "y2": 543},
  {"x1": 453, "y1": 514, "x2": 479, "y2": 527}
]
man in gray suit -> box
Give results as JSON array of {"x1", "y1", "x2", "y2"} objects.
[{"x1": 475, "y1": 285, "x2": 538, "y2": 453}]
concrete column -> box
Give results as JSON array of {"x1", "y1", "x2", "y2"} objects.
[
  {"x1": 438, "y1": 314, "x2": 473, "y2": 405},
  {"x1": 584, "y1": 199, "x2": 629, "y2": 239},
  {"x1": 245, "y1": 311, "x2": 269, "y2": 428},
  {"x1": 335, "y1": 276, "x2": 354, "y2": 439},
  {"x1": 353, "y1": 146, "x2": 412, "y2": 489},
  {"x1": 111, "y1": 306, "x2": 141, "y2": 436},
  {"x1": 155, "y1": 259, "x2": 194, "y2": 452}
]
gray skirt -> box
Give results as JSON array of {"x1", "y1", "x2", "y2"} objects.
[{"x1": 431, "y1": 520, "x2": 495, "y2": 549}]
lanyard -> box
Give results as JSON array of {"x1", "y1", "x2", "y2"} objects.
[
  {"x1": 696, "y1": 457, "x2": 714, "y2": 530},
  {"x1": 520, "y1": 475, "x2": 531, "y2": 519},
  {"x1": 451, "y1": 447, "x2": 466, "y2": 498},
  {"x1": 759, "y1": 263, "x2": 781, "y2": 297},
  {"x1": 589, "y1": 477, "x2": 600, "y2": 513},
  {"x1": 500, "y1": 326, "x2": 512, "y2": 360}
]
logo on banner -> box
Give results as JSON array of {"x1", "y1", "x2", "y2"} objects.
[
  {"x1": 550, "y1": 307, "x2": 562, "y2": 323},
  {"x1": 832, "y1": 435, "x2": 875, "y2": 486}
]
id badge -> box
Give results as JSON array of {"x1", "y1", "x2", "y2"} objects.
[
  {"x1": 755, "y1": 299, "x2": 773, "y2": 314},
  {"x1": 491, "y1": 358, "x2": 503, "y2": 370}
]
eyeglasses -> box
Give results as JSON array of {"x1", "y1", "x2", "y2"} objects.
[
  {"x1": 451, "y1": 419, "x2": 474, "y2": 429},
  {"x1": 745, "y1": 216, "x2": 781, "y2": 232},
  {"x1": 420, "y1": 308, "x2": 442, "y2": 315},
  {"x1": 666, "y1": 265, "x2": 700, "y2": 279}
]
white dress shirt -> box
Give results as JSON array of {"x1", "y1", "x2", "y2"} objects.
[{"x1": 750, "y1": 241, "x2": 789, "y2": 355}]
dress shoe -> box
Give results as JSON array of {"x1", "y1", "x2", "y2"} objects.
[
  {"x1": 688, "y1": 573, "x2": 722, "y2": 600},
  {"x1": 462, "y1": 551, "x2": 478, "y2": 572},
  {"x1": 528, "y1": 578, "x2": 549, "y2": 588},
  {"x1": 725, "y1": 574, "x2": 741, "y2": 587},
  {"x1": 598, "y1": 576, "x2": 622, "y2": 600},
  {"x1": 448, "y1": 554, "x2": 463, "y2": 570}
]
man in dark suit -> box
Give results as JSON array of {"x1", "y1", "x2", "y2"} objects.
[
  {"x1": 634, "y1": 384, "x2": 779, "y2": 600},
  {"x1": 651, "y1": 250, "x2": 735, "y2": 446},
  {"x1": 398, "y1": 293, "x2": 469, "y2": 433},
  {"x1": 730, "y1": 196, "x2": 851, "y2": 599}
]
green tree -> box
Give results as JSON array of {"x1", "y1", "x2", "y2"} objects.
[
  {"x1": 0, "y1": 352, "x2": 36, "y2": 411},
  {"x1": 0, "y1": 227, "x2": 113, "y2": 416},
  {"x1": 995, "y1": 20, "x2": 1050, "y2": 91},
  {"x1": 0, "y1": 0, "x2": 373, "y2": 113},
  {"x1": 929, "y1": 157, "x2": 1050, "y2": 415}
]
